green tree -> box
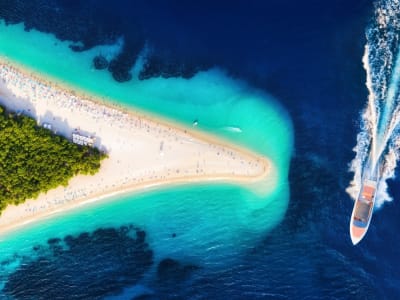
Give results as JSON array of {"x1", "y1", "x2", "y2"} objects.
[{"x1": 0, "y1": 105, "x2": 107, "y2": 213}]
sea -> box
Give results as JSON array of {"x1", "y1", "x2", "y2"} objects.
[{"x1": 0, "y1": 0, "x2": 399, "y2": 299}]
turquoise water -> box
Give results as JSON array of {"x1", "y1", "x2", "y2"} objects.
[{"x1": 0, "y1": 21, "x2": 292, "y2": 276}]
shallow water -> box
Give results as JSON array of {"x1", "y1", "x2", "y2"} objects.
[{"x1": 0, "y1": 19, "x2": 292, "y2": 298}]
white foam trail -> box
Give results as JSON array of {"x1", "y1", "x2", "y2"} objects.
[
  {"x1": 362, "y1": 46, "x2": 378, "y2": 164},
  {"x1": 348, "y1": 0, "x2": 400, "y2": 208}
]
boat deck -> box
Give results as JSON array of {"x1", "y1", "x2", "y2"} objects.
[{"x1": 354, "y1": 201, "x2": 372, "y2": 225}]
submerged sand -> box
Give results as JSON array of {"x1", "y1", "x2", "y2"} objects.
[{"x1": 0, "y1": 58, "x2": 276, "y2": 235}]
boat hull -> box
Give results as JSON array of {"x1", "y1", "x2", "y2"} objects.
[
  {"x1": 350, "y1": 212, "x2": 370, "y2": 245},
  {"x1": 349, "y1": 163, "x2": 379, "y2": 245}
]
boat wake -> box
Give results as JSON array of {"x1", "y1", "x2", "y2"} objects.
[{"x1": 347, "y1": 0, "x2": 400, "y2": 208}]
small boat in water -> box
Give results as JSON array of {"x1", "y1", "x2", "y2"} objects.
[
  {"x1": 349, "y1": 160, "x2": 380, "y2": 245},
  {"x1": 222, "y1": 126, "x2": 242, "y2": 133}
]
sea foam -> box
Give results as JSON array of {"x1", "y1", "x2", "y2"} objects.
[{"x1": 348, "y1": 0, "x2": 400, "y2": 208}]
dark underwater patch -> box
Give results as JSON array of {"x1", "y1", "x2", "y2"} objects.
[
  {"x1": 3, "y1": 225, "x2": 154, "y2": 300},
  {"x1": 157, "y1": 258, "x2": 199, "y2": 283},
  {"x1": 93, "y1": 55, "x2": 109, "y2": 70},
  {"x1": 0, "y1": 0, "x2": 208, "y2": 82}
]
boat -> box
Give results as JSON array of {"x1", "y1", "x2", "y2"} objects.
[
  {"x1": 349, "y1": 159, "x2": 380, "y2": 245},
  {"x1": 222, "y1": 126, "x2": 242, "y2": 133}
]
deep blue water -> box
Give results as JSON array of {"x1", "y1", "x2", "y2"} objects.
[{"x1": 2, "y1": 0, "x2": 400, "y2": 299}]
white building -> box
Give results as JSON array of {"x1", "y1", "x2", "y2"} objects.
[{"x1": 72, "y1": 132, "x2": 95, "y2": 147}]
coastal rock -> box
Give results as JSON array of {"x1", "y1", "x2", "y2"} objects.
[{"x1": 93, "y1": 55, "x2": 109, "y2": 70}]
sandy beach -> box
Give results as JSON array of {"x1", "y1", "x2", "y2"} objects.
[{"x1": 0, "y1": 58, "x2": 276, "y2": 236}]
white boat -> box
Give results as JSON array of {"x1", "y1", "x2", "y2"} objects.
[
  {"x1": 349, "y1": 160, "x2": 380, "y2": 245},
  {"x1": 222, "y1": 126, "x2": 242, "y2": 133}
]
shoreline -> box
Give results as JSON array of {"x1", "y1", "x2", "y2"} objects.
[
  {"x1": 0, "y1": 172, "x2": 274, "y2": 239},
  {"x1": 0, "y1": 56, "x2": 276, "y2": 237},
  {"x1": 0, "y1": 54, "x2": 268, "y2": 160}
]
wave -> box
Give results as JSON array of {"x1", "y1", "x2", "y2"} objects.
[{"x1": 347, "y1": 0, "x2": 400, "y2": 208}]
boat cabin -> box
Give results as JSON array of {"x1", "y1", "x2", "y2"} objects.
[{"x1": 353, "y1": 181, "x2": 376, "y2": 227}]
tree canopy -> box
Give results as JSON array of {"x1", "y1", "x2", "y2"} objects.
[{"x1": 0, "y1": 105, "x2": 107, "y2": 213}]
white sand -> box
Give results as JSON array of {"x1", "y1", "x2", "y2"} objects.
[{"x1": 0, "y1": 59, "x2": 275, "y2": 235}]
